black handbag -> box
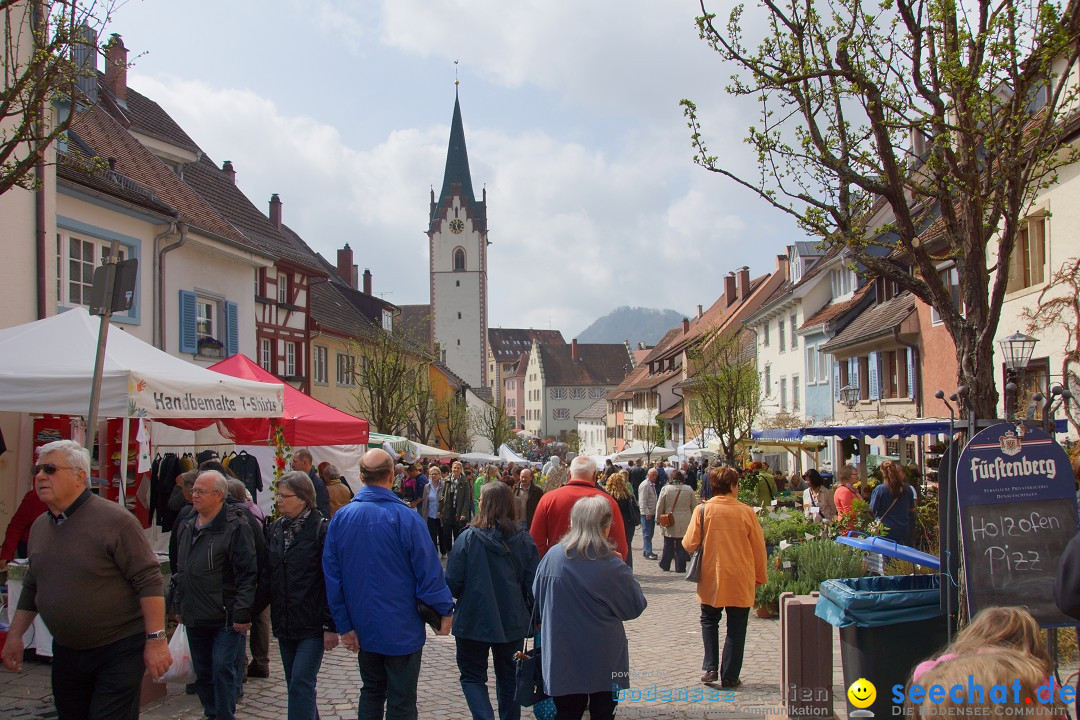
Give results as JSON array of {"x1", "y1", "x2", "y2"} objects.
[
  {"x1": 417, "y1": 600, "x2": 442, "y2": 632},
  {"x1": 685, "y1": 504, "x2": 706, "y2": 583},
  {"x1": 514, "y1": 632, "x2": 546, "y2": 706}
]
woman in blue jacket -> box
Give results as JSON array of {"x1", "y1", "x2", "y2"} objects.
[
  {"x1": 533, "y1": 495, "x2": 647, "y2": 720},
  {"x1": 446, "y1": 481, "x2": 540, "y2": 720}
]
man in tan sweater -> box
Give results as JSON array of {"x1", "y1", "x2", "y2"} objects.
[{"x1": 1, "y1": 439, "x2": 170, "y2": 719}]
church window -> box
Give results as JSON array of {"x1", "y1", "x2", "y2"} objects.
[
  {"x1": 458, "y1": 312, "x2": 462, "y2": 319},
  {"x1": 453, "y1": 248, "x2": 466, "y2": 272},
  {"x1": 456, "y1": 280, "x2": 460, "y2": 287}
]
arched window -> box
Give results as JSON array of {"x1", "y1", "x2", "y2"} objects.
[{"x1": 453, "y1": 248, "x2": 466, "y2": 271}]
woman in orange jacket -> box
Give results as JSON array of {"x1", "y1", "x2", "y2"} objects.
[{"x1": 682, "y1": 466, "x2": 767, "y2": 688}]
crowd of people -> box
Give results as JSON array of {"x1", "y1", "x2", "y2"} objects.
[{"x1": 0, "y1": 442, "x2": 1077, "y2": 720}]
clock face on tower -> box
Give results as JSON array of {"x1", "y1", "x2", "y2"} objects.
[{"x1": 449, "y1": 218, "x2": 465, "y2": 234}]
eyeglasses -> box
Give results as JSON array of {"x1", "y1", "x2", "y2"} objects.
[
  {"x1": 33, "y1": 463, "x2": 77, "y2": 475},
  {"x1": 190, "y1": 488, "x2": 222, "y2": 496},
  {"x1": 276, "y1": 493, "x2": 297, "y2": 500}
]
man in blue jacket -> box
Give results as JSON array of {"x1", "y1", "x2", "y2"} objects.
[{"x1": 323, "y1": 448, "x2": 453, "y2": 719}]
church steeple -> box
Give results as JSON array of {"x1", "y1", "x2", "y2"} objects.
[
  {"x1": 439, "y1": 91, "x2": 475, "y2": 206},
  {"x1": 430, "y1": 90, "x2": 485, "y2": 231}
]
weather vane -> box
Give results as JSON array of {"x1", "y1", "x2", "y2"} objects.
[{"x1": 454, "y1": 59, "x2": 459, "y2": 87}]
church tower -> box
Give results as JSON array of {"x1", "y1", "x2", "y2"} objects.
[{"x1": 428, "y1": 89, "x2": 488, "y2": 390}]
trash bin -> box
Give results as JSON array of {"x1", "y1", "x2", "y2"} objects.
[{"x1": 815, "y1": 536, "x2": 947, "y2": 719}]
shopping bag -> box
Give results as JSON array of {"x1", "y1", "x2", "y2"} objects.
[
  {"x1": 155, "y1": 624, "x2": 196, "y2": 684},
  {"x1": 515, "y1": 634, "x2": 546, "y2": 706},
  {"x1": 685, "y1": 505, "x2": 706, "y2": 583}
]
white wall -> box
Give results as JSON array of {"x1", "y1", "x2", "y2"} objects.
[{"x1": 431, "y1": 195, "x2": 486, "y2": 388}]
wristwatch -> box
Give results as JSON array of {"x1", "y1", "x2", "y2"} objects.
[{"x1": 145, "y1": 630, "x2": 167, "y2": 641}]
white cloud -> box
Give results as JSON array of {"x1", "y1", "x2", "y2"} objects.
[{"x1": 127, "y1": 36, "x2": 796, "y2": 337}]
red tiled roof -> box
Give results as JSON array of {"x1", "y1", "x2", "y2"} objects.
[
  {"x1": 607, "y1": 363, "x2": 649, "y2": 400},
  {"x1": 57, "y1": 153, "x2": 177, "y2": 219},
  {"x1": 488, "y1": 328, "x2": 564, "y2": 361},
  {"x1": 538, "y1": 343, "x2": 631, "y2": 387},
  {"x1": 70, "y1": 106, "x2": 255, "y2": 248},
  {"x1": 800, "y1": 282, "x2": 875, "y2": 330},
  {"x1": 820, "y1": 293, "x2": 916, "y2": 353}
]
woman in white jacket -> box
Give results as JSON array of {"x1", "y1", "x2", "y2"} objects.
[{"x1": 655, "y1": 471, "x2": 700, "y2": 572}]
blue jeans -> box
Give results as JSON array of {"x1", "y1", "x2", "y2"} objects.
[
  {"x1": 279, "y1": 635, "x2": 325, "y2": 720},
  {"x1": 188, "y1": 625, "x2": 245, "y2": 720},
  {"x1": 640, "y1": 516, "x2": 655, "y2": 556},
  {"x1": 455, "y1": 636, "x2": 522, "y2": 720}
]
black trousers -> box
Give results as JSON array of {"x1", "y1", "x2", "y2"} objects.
[
  {"x1": 700, "y1": 604, "x2": 750, "y2": 682},
  {"x1": 427, "y1": 516, "x2": 449, "y2": 555},
  {"x1": 356, "y1": 647, "x2": 423, "y2": 720},
  {"x1": 658, "y1": 535, "x2": 688, "y2": 572},
  {"x1": 439, "y1": 523, "x2": 466, "y2": 551},
  {"x1": 51, "y1": 632, "x2": 145, "y2": 720},
  {"x1": 553, "y1": 691, "x2": 617, "y2": 720}
]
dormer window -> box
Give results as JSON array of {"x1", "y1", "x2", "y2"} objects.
[{"x1": 453, "y1": 248, "x2": 466, "y2": 272}]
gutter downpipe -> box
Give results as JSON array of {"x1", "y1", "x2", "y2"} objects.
[
  {"x1": 893, "y1": 326, "x2": 922, "y2": 470},
  {"x1": 154, "y1": 221, "x2": 186, "y2": 349},
  {"x1": 35, "y1": 157, "x2": 47, "y2": 319}
]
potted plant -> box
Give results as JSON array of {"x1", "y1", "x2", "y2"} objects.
[
  {"x1": 197, "y1": 336, "x2": 224, "y2": 357},
  {"x1": 750, "y1": 447, "x2": 765, "y2": 462}
]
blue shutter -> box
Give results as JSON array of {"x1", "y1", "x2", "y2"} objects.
[
  {"x1": 868, "y1": 352, "x2": 879, "y2": 400},
  {"x1": 179, "y1": 290, "x2": 197, "y2": 353},
  {"x1": 833, "y1": 360, "x2": 841, "y2": 401},
  {"x1": 849, "y1": 357, "x2": 859, "y2": 390},
  {"x1": 225, "y1": 301, "x2": 239, "y2": 357},
  {"x1": 907, "y1": 348, "x2": 916, "y2": 399}
]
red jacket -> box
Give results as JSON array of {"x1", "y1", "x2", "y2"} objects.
[
  {"x1": 1, "y1": 489, "x2": 47, "y2": 562},
  {"x1": 529, "y1": 479, "x2": 627, "y2": 561}
]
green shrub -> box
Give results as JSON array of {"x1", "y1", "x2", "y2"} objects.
[{"x1": 788, "y1": 539, "x2": 866, "y2": 587}]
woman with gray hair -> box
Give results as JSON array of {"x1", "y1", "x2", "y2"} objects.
[
  {"x1": 532, "y1": 496, "x2": 647, "y2": 719},
  {"x1": 266, "y1": 471, "x2": 337, "y2": 720}
]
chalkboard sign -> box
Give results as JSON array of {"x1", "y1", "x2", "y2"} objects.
[{"x1": 956, "y1": 423, "x2": 1078, "y2": 627}]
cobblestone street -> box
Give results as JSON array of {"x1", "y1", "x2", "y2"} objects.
[{"x1": 0, "y1": 535, "x2": 846, "y2": 720}]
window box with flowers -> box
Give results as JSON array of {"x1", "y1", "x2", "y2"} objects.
[{"x1": 197, "y1": 336, "x2": 224, "y2": 358}]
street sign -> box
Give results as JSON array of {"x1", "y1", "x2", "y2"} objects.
[
  {"x1": 88, "y1": 258, "x2": 138, "y2": 315},
  {"x1": 955, "y1": 422, "x2": 1078, "y2": 626}
]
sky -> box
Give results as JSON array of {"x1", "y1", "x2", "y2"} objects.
[{"x1": 108, "y1": 0, "x2": 804, "y2": 339}]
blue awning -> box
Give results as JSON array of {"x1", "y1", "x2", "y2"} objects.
[
  {"x1": 751, "y1": 428, "x2": 803, "y2": 441},
  {"x1": 796, "y1": 418, "x2": 1068, "y2": 440}
]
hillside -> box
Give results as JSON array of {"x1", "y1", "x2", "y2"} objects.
[{"x1": 577, "y1": 306, "x2": 685, "y2": 348}]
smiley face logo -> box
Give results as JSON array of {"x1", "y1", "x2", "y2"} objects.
[{"x1": 848, "y1": 678, "x2": 876, "y2": 709}]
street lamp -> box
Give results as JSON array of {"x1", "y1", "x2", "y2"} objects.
[
  {"x1": 998, "y1": 332, "x2": 1038, "y2": 421},
  {"x1": 840, "y1": 384, "x2": 860, "y2": 410}
]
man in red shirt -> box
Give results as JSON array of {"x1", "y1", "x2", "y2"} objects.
[{"x1": 530, "y1": 456, "x2": 628, "y2": 560}]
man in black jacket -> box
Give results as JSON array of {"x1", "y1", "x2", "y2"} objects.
[
  {"x1": 171, "y1": 470, "x2": 257, "y2": 720},
  {"x1": 628, "y1": 460, "x2": 647, "y2": 501}
]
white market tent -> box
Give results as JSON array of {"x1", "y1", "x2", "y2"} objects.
[
  {"x1": 459, "y1": 451, "x2": 501, "y2": 464},
  {"x1": 497, "y1": 443, "x2": 532, "y2": 465},
  {"x1": 0, "y1": 308, "x2": 284, "y2": 418},
  {"x1": 614, "y1": 441, "x2": 677, "y2": 462}
]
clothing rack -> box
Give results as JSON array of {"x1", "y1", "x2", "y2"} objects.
[{"x1": 150, "y1": 442, "x2": 235, "y2": 449}]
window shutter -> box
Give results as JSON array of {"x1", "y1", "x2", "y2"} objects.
[
  {"x1": 179, "y1": 290, "x2": 197, "y2": 353},
  {"x1": 907, "y1": 348, "x2": 915, "y2": 399},
  {"x1": 849, "y1": 357, "x2": 859, "y2": 388},
  {"x1": 868, "y1": 352, "x2": 880, "y2": 400},
  {"x1": 833, "y1": 360, "x2": 841, "y2": 402},
  {"x1": 225, "y1": 301, "x2": 239, "y2": 357}
]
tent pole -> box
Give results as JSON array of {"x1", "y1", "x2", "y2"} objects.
[{"x1": 118, "y1": 418, "x2": 130, "y2": 507}]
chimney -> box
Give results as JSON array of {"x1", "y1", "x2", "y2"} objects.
[
  {"x1": 222, "y1": 160, "x2": 236, "y2": 184},
  {"x1": 269, "y1": 194, "x2": 282, "y2": 229},
  {"x1": 571, "y1": 339, "x2": 579, "y2": 362},
  {"x1": 682, "y1": 317, "x2": 690, "y2": 334},
  {"x1": 776, "y1": 253, "x2": 790, "y2": 279},
  {"x1": 724, "y1": 273, "x2": 737, "y2": 307},
  {"x1": 697, "y1": 304, "x2": 703, "y2": 319},
  {"x1": 336, "y1": 244, "x2": 354, "y2": 286},
  {"x1": 738, "y1": 266, "x2": 750, "y2": 299},
  {"x1": 363, "y1": 268, "x2": 372, "y2": 295},
  {"x1": 104, "y1": 34, "x2": 128, "y2": 105}
]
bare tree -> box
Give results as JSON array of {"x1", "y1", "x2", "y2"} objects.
[
  {"x1": 406, "y1": 367, "x2": 439, "y2": 444},
  {"x1": 472, "y1": 400, "x2": 514, "y2": 453},
  {"x1": 436, "y1": 395, "x2": 472, "y2": 453},
  {"x1": 685, "y1": 329, "x2": 761, "y2": 465},
  {"x1": 683, "y1": 0, "x2": 1080, "y2": 419},
  {"x1": 1, "y1": 1, "x2": 117, "y2": 196},
  {"x1": 347, "y1": 325, "x2": 426, "y2": 435},
  {"x1": 1023, "y1": 257, "x2": 1080, "y2": 434}
]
